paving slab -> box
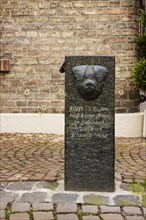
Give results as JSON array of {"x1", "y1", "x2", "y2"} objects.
[
  {"x1": 0, "y1": 192, "x2": 18, "y2": 203},
  {"x1": 32, "y1": 203, "x2": 54, "y2": 211},
  {"x1": 33, "y1": 211, "x2": 54, "y2": 220},
  {"x1": 6, "y1": 182, "x2": 35, "y2": 191},
  {"x1": 82, "y1": 205, "x2": 98, "y2": 214},
  {"x1": 100, "y1": 213, "x2": 124, "y2": 220},
  {"x1": 12, "y1": 203, "x2": 30, "y2": 212},
  {"x1": 83, "y1": 195, "x2": 109, "y2": 205},
  {"x1": 143, "y1": 207, "x2": 146, "y2": 216},
  {"x1": 57, "y1": 203, "x2": 77, "y2": 213},
  {"x1": 0, "y1": 203, "x2": 7, "y2": 210},
  {"x1": 52, "y1": 193, "x2": 78, "y2": 203},
  {"x1": 10, "y1": 213, "x2": 30, "y2": 220},
  {"x1": 113, "y1": 195, "x2": 141, "y2": 206},
  {"x1": 35, "y1": 181, "x2": 53, "y2": 189},
  {"x1": 0, "y1": 210, "x2": 5, "y2": 220},
  {"x1": 125, "y1": 216, "x2": 145, "y2": 220},
  {"x1": 123, "y1": 206, "x2": 142, "y2": 215},
  {"x1": 82, "y1": 216, "x2": 100, "y2": 220},
  {"x1": 21, "y1": 192, "x2": 47, "y2": 203},
  {"x1": 100, "y1": 205, "x2": 121, "y2": 213},
  {"x1": 57, "y1": 213, "x2": 78, "y2": 220}
]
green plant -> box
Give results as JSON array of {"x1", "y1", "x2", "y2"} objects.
[
  {"x1": 131, "y1": 9, "x2": 146, "y2": 103},
  {"x1": 134, "y1": 33, "x2": 146, "y2": 58},
  {"x1": 48, "y1": 181, "x2": 59, "y2": 190},
  {"x1": 139, "y1": 9, "x2": 146, "y2": 28},
  {"x1": 5, "y1": 209, "x2": 12, "y2": 220},
  {"x1": 131, "y1": 58, "x2": 146, "y2": 91},
  {"x1": 143, "y1": 178, "x2": 146, "y2": 187}
]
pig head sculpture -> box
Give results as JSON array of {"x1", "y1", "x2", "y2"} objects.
[{"x1": 72, "y1": 65, "x2": 108, "y2": 100}]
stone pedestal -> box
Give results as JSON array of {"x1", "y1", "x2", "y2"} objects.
[{"x1": 65, "y1": 56, "x2": 115, "y2": 192}]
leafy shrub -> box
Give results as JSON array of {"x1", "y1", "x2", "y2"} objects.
[
  {"x1": 134, "y1": 33, "x2": 146, "y2": 58},
  {"x1": 131, "y1": 9, "x2": 146, "y2": 95},
  {"x1": 131, "y1": 58, "x2": 146, "y2": 91},
  {"x1": 139, "y1": 9, "x2": 146, "y2": 28}
]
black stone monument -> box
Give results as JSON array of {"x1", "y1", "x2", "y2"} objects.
[{"x1": 63, "y1": 55, "x2": 115, "y2": 192}]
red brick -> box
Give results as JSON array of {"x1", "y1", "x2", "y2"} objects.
[
  {"x1": 28, "y1": 101, "x2": 39, "y2": 107},
  {"x1": 21, "y1": 108, "x2": 38, "y2": 113},
  {"x1": 0, "y1": 59, "x2": 10, "y2": 72},
  {"x1": 16, "y1": 101, "x2": 27, "y2": 107},
  {"x1": 4, "y1": 101, "x2": 16, "y2": 107},
  {"x1": 107, "y1": 8, "x2": 127, "y2": 15},
  {"x1": 109, "y1": 1, "x2": 120, "y2": 7},
  {"x1": 51, "y1": 101, "x2": 63, "y2": 108},
  {"x1": 24, "y1": 80, "x2": 45, "y2": 86}
]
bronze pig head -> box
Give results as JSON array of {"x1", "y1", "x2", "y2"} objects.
[{"x1": 72, "y1": 65, "x2": 108, "y2": 100}]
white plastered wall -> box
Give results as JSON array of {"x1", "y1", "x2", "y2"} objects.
[{"x1": 0, "y1": 113, "x2": 145, "y2": 137}]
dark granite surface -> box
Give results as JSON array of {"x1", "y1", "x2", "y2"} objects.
[{"x1": 65, "y1": 56, "x2": 115, "y2": 192}]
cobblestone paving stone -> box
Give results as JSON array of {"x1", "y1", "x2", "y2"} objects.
[
  {"x1": 0, "y1": 134, "x2": 145, "y2": 183},
  {"x1": 0, "y1": 133, "x2": 146, "y2": 220},
  {"x1": 115, "y1": 138, "x2": 146, "y2": 183},
  {"x1": 0, "y1": 204, "x2": 146, "y2": 220},
  {"x1": 0, "y1": 133, "x2": 64, "y2": 182}
]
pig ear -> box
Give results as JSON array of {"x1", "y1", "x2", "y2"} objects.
[
  {"x1": 93, "y1": 65, "x2": 108, "y2": 82},
  {"x1": 72, "y1": 65, "x2": 87, "y2": 80}
]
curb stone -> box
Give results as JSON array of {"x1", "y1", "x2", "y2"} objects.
[{"x1": 0, "y1": 181, "x2": 143, "y2": 206}]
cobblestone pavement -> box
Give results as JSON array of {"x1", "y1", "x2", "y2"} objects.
[
  {"x1": 0, "y1": 133, "x2": 64, "y2": 182},
  {"x1": 0, "y1": 134, "x2": 146, "y2": 220},
  {"x1": 115, "y1": 138, "x2": 146, "y2": 183},
  {"x1": 0, "y1": 133, "x2": 145, "y2": 183},
  {"x1": 0, "y1": 202, "x2": 146, "y2": 220}
]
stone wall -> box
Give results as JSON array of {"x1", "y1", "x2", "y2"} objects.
[{"x1": 0, "y1": 0, "x2": 140, "y2": 113}]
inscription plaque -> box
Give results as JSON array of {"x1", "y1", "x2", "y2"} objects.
[{"x1": 64, "y1": 56, "x2": 115, "y2": 192}]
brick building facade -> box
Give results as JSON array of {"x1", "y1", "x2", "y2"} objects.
[{"x1": 0, "y1": 0, "x2": 143, "y2": 113}]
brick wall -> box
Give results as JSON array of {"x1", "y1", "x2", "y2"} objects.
[{"x1": 0, "y1": 0, "x2": 140, "y2": 113}]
